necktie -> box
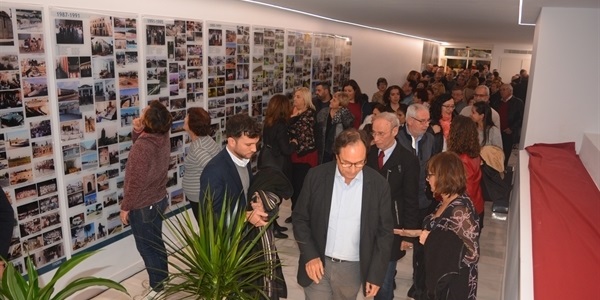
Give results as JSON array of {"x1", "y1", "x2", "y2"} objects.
[{"x1": 378, "y1": 151, "x2": 384, "y2": 169}]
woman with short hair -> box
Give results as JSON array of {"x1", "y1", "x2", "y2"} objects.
[
  {"x1": 421, "y1": 151, "x2": 480, "y2": 300},
  {"x1": 183, "y1": 107, "x2": 220, "y2": 221},
  {"x1": 120, "y1": 100, "x2": 172, "y2": 297},
  {"x1": 316, "y1": 91, "x2": 354, "y2": 164}
]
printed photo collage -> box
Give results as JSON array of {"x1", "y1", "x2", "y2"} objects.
[
  {"x1": 143, "y1": 17, "x2": 205, "y2": 211},
  {"x1": 251, "y1": 27, "x2": 285, "y2": 119},
  {"x1": 333, "y1": 37, "x2": 352, "y2": 93},
  {"x1": 284, "y1": 31, "x2": 313, "y2": 98},
  {"x1": 51, "y1": 9, "x2": 141, "y2": 255},
  {"x1": 0, "y1": 5, "x2": 64, "y2": 273},
  {"x1": 206, "y1": 22, "x2": 251, "y2": 146},
  {"x1": 310, "y1": 34, "x2": 335, "y2": 96}
]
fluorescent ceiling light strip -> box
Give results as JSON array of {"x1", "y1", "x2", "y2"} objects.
[
  {"x1": 242, "y1": 0, "x2": 448, "y2": 44},
  {"x1": 519, "y1": 0, "x2": 536, "y2": 26}
]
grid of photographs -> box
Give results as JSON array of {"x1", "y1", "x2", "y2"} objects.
[
  {"x1": 284, "y1": 31, "x2": 312, "y2": 98},
  {"x1": 1, "y1": 5, "x2": 63, "y2": 272},
  {"x1": 251, "y1": 27, "x2": 285, "y2": 120},
  {"x1": 310, "y1": 34, "x2": 335, "y2": 98},
  {"x1": 51, "y1": 8, "x2": 140, "y2": 255},
  {"x1": 333, "y1": 37, "x2": 352, "y2": 92},
  {"x1": 142, "y1": 17, "x2": 205, "y2": 211},
  {"x1": 206, "y1": 22, "x2": 250, "y2": 146}
]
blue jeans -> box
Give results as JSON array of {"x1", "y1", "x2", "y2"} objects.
[
  {"x1": 129, "y1": 196, "x2": 169, "y2": 292},
  {"x1": 374, "y1": 260, "x2": 397, "y2": 300}
]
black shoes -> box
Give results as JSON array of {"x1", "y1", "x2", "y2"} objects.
[
  {"x1": 273, "y1": 230, "x2": 288, "y2": 239},
  {"x1": 273, "y1": 221, "x2": 288, "y2": 232},
  {"x1": 284, "y1": 216, "x2": 292, "y2": 223}
]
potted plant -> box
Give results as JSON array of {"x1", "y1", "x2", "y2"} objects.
[
  {"x1": 159, "y1": 192, "x2": 279, "y2": 299},
  {"x1": 0, "y1": 250, "x2": 128, "y2": 300}
]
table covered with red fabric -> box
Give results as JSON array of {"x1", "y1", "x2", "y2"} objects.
[{"x1": 526, "y1": 142, "x2": 600, "y2": 299}]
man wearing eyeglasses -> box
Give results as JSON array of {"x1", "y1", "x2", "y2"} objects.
[
  {"x1": 293, "y1": 128, "x2": 394, "y2": 300},
  {"x1": 459, "y1": 85, "x2": 500, "y2": 128},
  {"x1": 366, "y1": 112, "x2": 420, "y2": 300},
  {"x1": 397, "y1": 103, "x2": 440, "y2": 299}
]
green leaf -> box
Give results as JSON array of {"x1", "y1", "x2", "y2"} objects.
[
  {"x1": 1, "y1": 259, "x2": 27, "y2": 300},
  {"x1": 39, "y1": 250, "x2": 98, "y2": 297},
  {"x1": 51, "y1": 277, "x2": 128, "y2": 300}
]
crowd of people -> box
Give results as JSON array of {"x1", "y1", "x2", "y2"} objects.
[{"x1": 107, "y1": 63, "x2": 526, "y2": 299}]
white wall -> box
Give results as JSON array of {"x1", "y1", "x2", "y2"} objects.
[
  {"x1": 521, "y1": 7, "x2": 600, "y2": 151},
  {"x1": 491, "y1": 43, "x2": 533, "y2": 81},
  {"x1": 8, "y1": 0, "x2": 424, "y2": 295}
]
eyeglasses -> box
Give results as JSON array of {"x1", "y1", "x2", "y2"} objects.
[
  {"x1": 411, "y1": 116, "x2": 430, "y2": 125},
  {"x1": 426, "y1": 173, "x2": 435, "y2": 180},
  {"x1": 371, "y1": 130, "x2": 392, "y2": 138},
  {"x1": 442, "y1": 104, "x2": 455, "y2": 109},
  {"x1": 337, "y1": 157, "x2": 366, "y2": 168}
]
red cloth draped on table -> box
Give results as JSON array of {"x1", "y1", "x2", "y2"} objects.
[{"x1": 526, "y1": 142, "x2": 600, "y2": 299}]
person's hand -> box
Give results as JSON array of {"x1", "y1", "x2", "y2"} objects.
[
  {"x1": 120, "y1": 210, "x2": 129, "y2": 225},
  {"x1": 393, "y1": 228, "x2": 422, "y2": 237},
  {"x1": 364, "y1": 282, "x2": 380, "y2": 297},
  {"x1": 419, "y1": 230, "x2": 430, "y2": 245},
  {"x1": 132, "y1": 117, "x2": 143, "y2": 132},
  {"x1": 431, "y1": 124, "x2": 441, "y2": 134},
  {"x1": 305, "y1": 257, "x2": 324, "y2": 284},
  {"x1": 400, "y1": 240, "x2": 413, "y2": 251},
  {"x1": 503, "y1": 128, "x2": 512, "y2": 134},
  {"x1": 246, "y1": 209, "x2": 268, "y2": 227}
]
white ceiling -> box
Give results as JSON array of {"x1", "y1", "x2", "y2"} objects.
[{"x1": 241, "y1": 0, "x2": 599, "y2": 46}]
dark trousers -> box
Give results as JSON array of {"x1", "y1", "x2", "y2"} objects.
[
  {"x1": 130, "y1": 196, "x2": 169, "y2": 292},
  {"x1": 410, "y1": 202, "x2": 436, "y2": 300},
  {"x1": 375, "y1": 260, "x2": 398, "y2": 300},
  {"x1": 187, "y1": 197, "x2": 200, "y2": 222},
  {"x1": 291, "y1": 163, "x2": 311, "y2": 211},
  {"x1": 501, "y1": 133, "x2": 514, "y2": 167}
]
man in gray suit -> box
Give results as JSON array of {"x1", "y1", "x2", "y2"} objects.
[{"x1": 293, "y1": 128, "x2": 394, "y2": 300}]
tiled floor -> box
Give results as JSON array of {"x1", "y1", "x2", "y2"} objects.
[{"x1": 93, "y1": 200, "x2": 508, "y2": 300}]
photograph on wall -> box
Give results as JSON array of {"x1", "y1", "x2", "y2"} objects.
[
  {"x1": 333, "y1": 36, "x2": 352, "y2": 92},
  {"x1": 251, "y1": 26, "x2": 284, "y2": 119},
  {"x1": 284, "y1": 30, "x2": 312, "y2": 97},
  {"x1": 142, "y1": 16, "x2": 207, "y2": 210},
  {"x1": 311, "y1": 33, "x2": 335, "y2": 98},
  {"x1": 1, "y1": 4, "x2": 64, "y2": 273},
  {"x1": 207, "y1": 21, "x2": 250, "y2": 146},
  {"x1": 50, "y1": 8, "x2": 140, "y2": 255}
]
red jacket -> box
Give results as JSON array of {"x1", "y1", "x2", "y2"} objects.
[{"x1": 459, "y1": 154, "x2": 484, "y2": 214}]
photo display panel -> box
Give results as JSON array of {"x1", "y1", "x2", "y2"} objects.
[
  {"x1": 206, "y1": 21, "x2": 250, "y2": 146},
  {"x1": 50, "y1": 7, "x2": 140, "y2": 254},
  {"x1": 142, "y1": 16, "x2": 205, "y2": 209},
  {"x1": 311, "y1": 33, "x2": 335, "y2": 98},
  {"x1": 251, "y1": 26, "x2": 284, "y2": 120},
  {"x1": 284, "y1": 30, "x2": 312, "y2": 98},
  {"x1": 1, "y1": 4, "x2": 64, "y2": 274},
  {"x1": 333, "y1": 36, "x2": 352, "y2": 92}
]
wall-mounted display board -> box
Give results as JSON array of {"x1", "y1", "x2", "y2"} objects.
[
  {"x1": 142, "y1": 16, "x2": 204, "y2": 211},
  {"x1": 1, "y1": 4, "x2": 64, "y2": 275},
  {"x1": 250, "y1": 26, "x2": 284, "y2": 120},
  {"x1": 50, "y1": 7, "x2": 141, "y2": 255},
  {"x1": 206, "y1": 22, "x2": 251, "y2": 145},
  {"x1": 284, "y1": 30, "x2": 312, "y2": 98},
  {"x1": 333, "y1": 36, "x2": 352, "y2": 92},
  {"x1": 310, "y1": 33, "x2": 335, "y2": 96}
]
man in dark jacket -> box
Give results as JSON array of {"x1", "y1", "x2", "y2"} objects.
[{"x1": 367, "y1": 112, "x2": 420, "y2": 300}]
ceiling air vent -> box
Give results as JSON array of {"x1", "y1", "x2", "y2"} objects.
[{"x1": 504, "y1": 49, "x2": 532, "y2": 54}]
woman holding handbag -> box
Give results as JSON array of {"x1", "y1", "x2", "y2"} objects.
[{"x1": 258, "y1": 94, "x2": 297, "y2": 238}]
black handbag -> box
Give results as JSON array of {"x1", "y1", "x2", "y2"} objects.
[{"x1": 480, "y1": 159, "x2": 511, "y2": 212}]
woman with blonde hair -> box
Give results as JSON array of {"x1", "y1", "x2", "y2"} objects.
[
  {"x1": 286, "y1": 87, "x2": 317, "y2": 223},
  {"x1": 316, "y1": 91, "x2": 354, "y2": 163}
]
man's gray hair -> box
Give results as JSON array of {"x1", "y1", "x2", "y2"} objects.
[
  {"x1": 407, "y1": 103, "x2": 428, "y2": 119},
  {"x1": 372, "y1": 112, "x2": 399, "y2": 128},
  {"x1": 476, "y1": 85, "x2": 490, "y2": 96}
]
